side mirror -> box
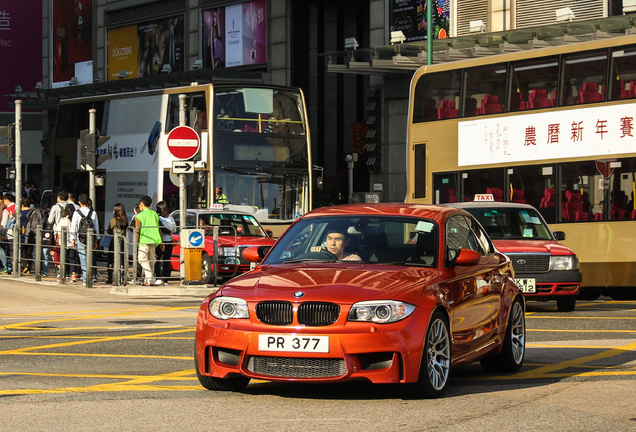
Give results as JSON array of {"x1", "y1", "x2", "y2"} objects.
[
  {"x1": 265, "y1": 229, "x2": 273, "y2": 238},
  {"x1": 553, "y1": 231, "x2": 566, "y2": 241},
  {"x1": 454, "y1": 248, "x2": 482, "y2": 266},
  {"x1": 242, "y1": 245, "x2": 272, "y2": 262}
]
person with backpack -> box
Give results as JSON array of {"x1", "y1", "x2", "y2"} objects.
[
  {"x1": 0, "y1": 193, "x2": 16, "y2": 274},
  {"x1": 25, "y1": 203, "x2": 51, "y2": 276},
  {"x1": 20, "y1": 198, "x2": 32, "y2": 274},
  {"x1": 70, "y1": 194, "x2": 99, "y2": 286}
]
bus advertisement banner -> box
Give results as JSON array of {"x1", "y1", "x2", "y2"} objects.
[{"x1": 458, "y1": 102, "x2": 636, "y2": 167}]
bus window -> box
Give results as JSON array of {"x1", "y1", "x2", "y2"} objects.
[
  {"x1": 607, "y1": 158, "x2": 636, "y2": 221},
  {"x1": 563, "y1": 50, "x2": 607, "y2": 106},
  {"x1": 464, "y1": 63, "x2": 506, "y2": 117},
  {"x1": 510, "y1": 56, "x2": 559, "y2": 111},
  {"x1": 433, "y1": 173, "x2": 458, "y2": 204},
  {"x1": 560, "y1": 161, "x2": 598, "y2": 223},
  {"x1": 609, "y1": 46, "x2": 636, "y2": 101},
  {"x1": 166, "y1": 92, "x2": 207, "y2": 132},
  {"x1": 413, "y1": 70, "x2": 461, "y2": 122},
  {"x1": 508, "y1": 165, "x2": 557, "y2": 224},
  {"x1": 460, "y1": 168, "x2": 504, "y2": 202}
]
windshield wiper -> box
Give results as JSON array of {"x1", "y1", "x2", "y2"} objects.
[{"x1": 283, "y1": 258, "x2": 338, "y2": 264}]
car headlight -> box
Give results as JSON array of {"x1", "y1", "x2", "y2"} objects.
[
  {"x1": 222, "y1": 247, "x2": 237, "y2": 257},
  {"x1": 348, "y1": 300, "x2": 415, "y2": 323},
  {"x1": 549, "y1": 255, "x2": 579, "y2": 271},
  {"x1": 209, "y1": 296, "x2": 249, "y2": 320}
]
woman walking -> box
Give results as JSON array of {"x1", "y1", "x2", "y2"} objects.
[
  {"x1": 155, "y1": 201, "x2": 175, "y2": 282},
  {"x1": 106, "y1": 203, "x2": 129, "y2": 284}
]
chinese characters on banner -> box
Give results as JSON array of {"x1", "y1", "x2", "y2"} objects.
[{"x1": 458, "y1": 103, "x2": 636, "y2": 167}]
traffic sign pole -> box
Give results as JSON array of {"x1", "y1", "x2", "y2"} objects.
[{"x1": 179, "y1": 94, "x2": 187, "y2": 284}]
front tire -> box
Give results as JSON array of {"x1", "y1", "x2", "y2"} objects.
[
  {"x1": 481, "y1": 297, "x2": 525, "y2": 372},
  {"x1": 194, "y1": 349, "x2": 250, "y2": 392},
  {"x1": 408, "y1": 311, "x2": 451, "y2": 399},
  {"x1": 201, "y1": 253, "x2": 213, "y2": 284},
  {"x1": 557, "y1": 296, "x2": 576, "y2": 312}
]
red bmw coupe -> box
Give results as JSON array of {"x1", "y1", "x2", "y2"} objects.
[{"x1": 194, "y1": 203, "x2": 526, "y2": 398}]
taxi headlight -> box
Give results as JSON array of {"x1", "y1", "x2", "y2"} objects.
[
  {"x1": 222, "y1": 247, "x2": 237, "y2": 257},
  {"x1": 209, "y1": 296, "x2": 249, "y2": 319},
  {"x1": 549, "y1": 255, "x2": 579, "y2": 271},
  {"x1": 348, "y1": 300, "x2": 415, "y2": 323}
]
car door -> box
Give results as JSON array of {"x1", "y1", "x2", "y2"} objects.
[{"x1": 443, "y1": 214, "x2": 503, "y2": 360}]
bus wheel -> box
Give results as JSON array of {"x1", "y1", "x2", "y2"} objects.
[
  {"x1": 201, "y1": 253, "x2": 213, "y2": 285},
  {"x1": 557, "y1": 296, "x2": 576, "y2": 312}
]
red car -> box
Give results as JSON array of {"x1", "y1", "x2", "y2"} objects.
[
  {"x1": 195, "y1": 203, "x2": 526, "y2": 398},
  {"x1": 450, "y1": 201, "x2": 581, "y2": 312},
  {"x1": 170, "y1": 209, "x2": 276, "y2": 284}
]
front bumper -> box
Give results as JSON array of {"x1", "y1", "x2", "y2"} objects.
[
  {"x1": 194, "y1": 304, "x2": 430, "y2": 384},
  {"x1": 517, "y1": 269, "x2": 581, "y2": 298}
]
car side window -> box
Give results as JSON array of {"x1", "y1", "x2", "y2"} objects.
[{"x1": 446, "y1": 215, "x2": 486, "y2": 260}]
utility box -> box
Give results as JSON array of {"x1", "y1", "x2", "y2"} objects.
[{"x1": 181, "y1": 229, "x2": 204, "y2": 282}]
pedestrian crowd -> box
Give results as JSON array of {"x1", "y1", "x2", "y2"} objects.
[{"x1": 0, "y1": 185, "x2": 175, "y2": 287}]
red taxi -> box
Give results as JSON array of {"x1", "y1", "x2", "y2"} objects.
[
  {"x1": 170, "y1": 206, "x2": 276, "y2": 284},
  {"x1": 194, "y1": 203, "x2": 526, "y2": 398},
  {"x1": 451, "y1": 197, "x2": 581, "y2": 312}
]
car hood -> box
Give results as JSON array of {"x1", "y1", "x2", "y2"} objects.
[
  {"x1": 217, "y1": 263, "x2": 440, "y2": 303},
  {"x1": 492, "y1": 239, "x2": 574, "y2": 256}
]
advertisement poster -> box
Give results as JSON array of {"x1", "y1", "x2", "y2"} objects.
[
  {"x1": 137, "y1": 15, "x2": 184, "y2": 77},
  {"x1": 390, "y1": 0, "x2": 449, "y2": 41},
  {"x1": 107, "y1": 25, "x2": 138, "y2": 80},
  {"x1": 202, "y1": 0, "x2": 266, "y2": 69},
  {"x1": 51, "y1": 0, "x2": 93, "y2": 86},
  {"x1": 0, "y1": 2, "x2": 42, "y2": 111}
]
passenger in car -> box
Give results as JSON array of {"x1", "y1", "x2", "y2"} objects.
[{"x1": 311, "y1": 225, "x2": 361, "y2": 261}]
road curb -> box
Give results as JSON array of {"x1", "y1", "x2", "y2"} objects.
[{"x1": 110, "y1": 285, "x2": 216, "y2": 297}]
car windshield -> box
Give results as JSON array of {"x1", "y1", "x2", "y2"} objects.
[
  {"x1": 463, "y1": 207, "x2": 553, "y2": 240},
  {"x1": 263, "y1": 216, "x2": 438, "y2": 267}
]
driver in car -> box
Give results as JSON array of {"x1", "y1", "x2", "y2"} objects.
[{"x1": 311, "y1": 225, "x2": 361, "y2": 261}]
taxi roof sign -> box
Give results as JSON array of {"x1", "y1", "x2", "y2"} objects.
[
  {"x1": 209, "y1": 204, "x2": 224, "y2": 209},
  {"x1": 474, "y1": 194, "x2": 495, "y2": 202}
]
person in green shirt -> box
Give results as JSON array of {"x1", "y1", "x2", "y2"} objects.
[{"x1": 135, "y1": 195, "x2": 163, "y2": 286}]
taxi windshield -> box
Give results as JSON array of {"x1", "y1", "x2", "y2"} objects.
[
  {"x1": 464, "y1": 207, "x2": 553, "y2": 240},
  {"x1": 196, "y1": 213, "x2": 267, "y2": 237}
]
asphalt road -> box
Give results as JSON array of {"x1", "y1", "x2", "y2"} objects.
[{"x1": 0, "y1": 277, "x2": 635, "y2": 432}]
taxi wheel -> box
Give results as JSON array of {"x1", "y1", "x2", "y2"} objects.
[
  {"x1": 556, "y1": 296, "x2": 576, "y2": 312},
  {"x1": 195, "y1": 349, "x2": 250, "y2": 392},
  {"x1": 481, "y1": 297, "x2": 525, "y2": 372},
  {"x1": 408, "y1": 311, "x2": 450, "y2": 399},
  {"x1": 201, "y1": 253, "x2": 213, "y2": 285}
]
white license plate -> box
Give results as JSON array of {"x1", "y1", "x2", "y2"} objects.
[
  {"x1": 250, "y1": 261, "x2": 257, "y2": 270},
  {"x1": 258, "y1": 334, "x2": 329, "y2": 353},
  {"x1": 515, "y1": 278, "x2": 536, "y2": 293}
]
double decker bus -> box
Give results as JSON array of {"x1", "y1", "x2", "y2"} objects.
[
  {"x1": 406, "y1": 33, "x2": 636, "y2": 298},
  {"x1": 54, "y1": 83, "x2": 312, "y2": 235}
]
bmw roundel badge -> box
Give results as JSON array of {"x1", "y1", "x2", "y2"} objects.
[{"x1": 293, "y1": 291, "x2": 305, "y2": 298}]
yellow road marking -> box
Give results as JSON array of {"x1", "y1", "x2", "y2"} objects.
[{"x1": 2, "y1": 352, "x2": 192, "y2": 360}]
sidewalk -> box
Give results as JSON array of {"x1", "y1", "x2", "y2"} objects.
[{"x1": 0, "y1": 271, "x2": 216, "y2": 297}]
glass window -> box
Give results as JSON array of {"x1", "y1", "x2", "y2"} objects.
[
  {"x1": 563, "y1": 50, "x2": 608, "y2": 106},
  {"x1": 214, "y1": 87, "x2": 305, "y2": 135},
  {"x1": 166, "y1": 92, "x2": 207, "y2": 132},
  {"x1": 560, "y1": 161, "x2": 600, "y2": 223},
  {"x1": 461, "y1": 168, "x2": 505, "y2": 202},
  {"x1": 507, "y1": 165, "x2": 556, "y2": 223},
  {"x1": 446, "y1": 215, "x2": 485, "y2": 264},
  {"x1": 433, "y1": 172, "x2": 459, "y2": 204},
  {"x1": 509, "y1": 56, "x2": 559, "y2": 111},
  {"x1": 106, "y1": 95, "x2": 162, "y2": 135},
  {"x1": 605, "y1": 158, "x2": 636, "y2": 221},
  {"x1": 462, "y1": 206, "x2": 553, "y2": 241},
  {"x1": 609, "y1": 46, "x2": 636, "y2": 101},
  {"x1": 414, "y1": 144, "x2": 427, "y2": 198},
  {"x1": 464, "y1": 63, "x2": 507, "y2": 117},
  {"x1": 413, "y1": 70, "x2": 462, "y2": 122}
]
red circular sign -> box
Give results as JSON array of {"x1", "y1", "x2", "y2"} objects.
[{"x1": 167, "y1": 126, "x2": 200, "y2": 160}]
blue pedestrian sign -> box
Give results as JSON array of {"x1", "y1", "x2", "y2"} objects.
[{"x1": 189, "y1": 230, "x2": 204, "y2": 247}]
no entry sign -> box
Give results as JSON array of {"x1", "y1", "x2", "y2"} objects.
[{"x1": 167, "y1": 126, "x2": 200, "y2": 160}]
